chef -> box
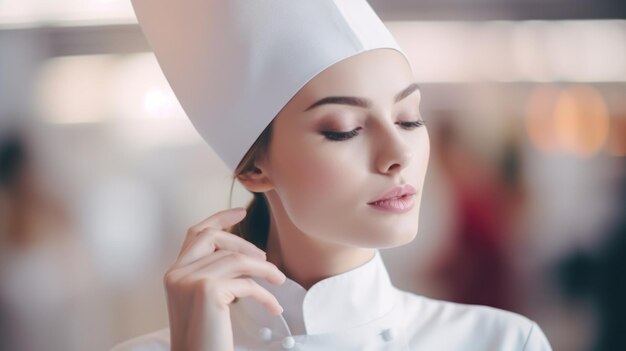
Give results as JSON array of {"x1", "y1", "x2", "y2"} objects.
[{"x1": 111, "y1": 1, "x2": 554, "y2": 350}]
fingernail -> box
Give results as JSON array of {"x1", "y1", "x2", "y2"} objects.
[{"x1": 277, "y1": 270, "x2": 287, "y2": 282}]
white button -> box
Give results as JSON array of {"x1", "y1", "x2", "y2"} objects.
[
  {"x1": 281, "y1": 336, "x2": 296, "y2": 349},
  {"x1": 258, "y1": 327, "x2": 272, "y2": 342},
  {"x1": 381, "y1": 328, "x2": 395, "y2": 342}
]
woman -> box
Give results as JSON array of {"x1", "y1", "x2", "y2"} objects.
[{"x1": 112, "y1": 1, "x2": 553, "y2": 350}]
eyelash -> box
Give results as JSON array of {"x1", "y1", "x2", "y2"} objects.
[{"x1": 321, "y1": 120, "x2": 425, "y2": 142}]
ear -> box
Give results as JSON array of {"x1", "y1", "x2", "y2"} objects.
[{"x1": 237, "y1": 163, "x2": 274, "y2": 193}]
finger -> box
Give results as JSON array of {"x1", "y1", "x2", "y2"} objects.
[
  {"x1": 176, "y1": 229, "x2": 265, "y2": 267},
  {"x1": 190, "y1": 207, "x2": 247, "y2": 235},
  {"x1": 169, "y1": 249, "x2": 235, "y2": 278},
  {"x1": 226, "y1": 278, "x2": 283, "y2": 316},
  {"x1": 180, "y1": 207, "x2": 247, "y2": 252},
  {"x1": 203, "y1": 252, "x2": 286, "y2": 285}
]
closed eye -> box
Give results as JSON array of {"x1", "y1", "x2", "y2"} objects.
[
  {"x1": 398, "y1": 120, "x2": 425, "y2": 129},
  {"x1": 321, "y1": 119, "x2": 425, "y2": 142},
  {"x1": 321, "y1": 128, "x2": 362, "y2": 141}
]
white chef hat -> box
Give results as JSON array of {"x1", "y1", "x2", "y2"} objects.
[{"x1": 131, "y1": 0, "x2": 412, "y2": 173}]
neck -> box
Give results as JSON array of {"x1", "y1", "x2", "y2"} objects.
[{"x1": 264, "y1": 194, "x2": 375, "y2": 290}]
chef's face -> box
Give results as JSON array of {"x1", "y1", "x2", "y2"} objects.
[{"x1": 257, "y1": 48, "x2": 429, "y2": 249}]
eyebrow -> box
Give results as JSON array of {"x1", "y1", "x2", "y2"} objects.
[{"x1": 304, "y1": 83, "x2": 421, "y2": 112}]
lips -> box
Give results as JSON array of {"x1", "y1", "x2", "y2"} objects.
[{"x1": 368, "y1": 184, "x2": 417, "y2": 204}]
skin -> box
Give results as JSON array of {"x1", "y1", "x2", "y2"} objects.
[
  {"x1": 164, "y1": 48, "x2": 430, "y2": 351},
  {"x1": 240, "y1": 47, "x2": 430, "y2": 289}
]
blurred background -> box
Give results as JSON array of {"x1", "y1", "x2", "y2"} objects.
[{"x1": 1, "y1": 0, "x2": 625, "y2": 350}]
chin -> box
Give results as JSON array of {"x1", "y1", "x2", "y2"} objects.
[
  {"x1": 357, "y1": 226, "x2": 419, "y2": 249},
  {"x1": 387, "y1": 229, "x2": 418, "y2": 248}
]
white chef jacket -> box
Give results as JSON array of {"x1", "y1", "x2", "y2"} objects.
[{"x1": 110, "y1": 250, "x2": 553, "y2": 350}]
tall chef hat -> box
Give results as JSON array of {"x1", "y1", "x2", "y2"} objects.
[{"x1": 131, "y1": 0, "x2": 412, "y2": 173}]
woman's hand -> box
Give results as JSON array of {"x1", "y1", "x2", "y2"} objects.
[{"x1": 163, "y1": 207, "x2": 286, "y2": 351}]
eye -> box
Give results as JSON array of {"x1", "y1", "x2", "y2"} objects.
[
  {"x1": 320, "y1": 119, "x2": 425, "y2": 142},
  {"x1": 397, "y1": 119, "x2": 425, "y2": 129},
  {"x1": 321, "y1": 127, "x2": 362, "y2": 142}
]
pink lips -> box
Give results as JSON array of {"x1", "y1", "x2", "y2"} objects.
[{"x1": 367, "y1": 184, "x2": 417, "y2": 213}]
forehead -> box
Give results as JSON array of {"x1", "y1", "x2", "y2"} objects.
[{"x1": 288, "y1": 48, "x2": 415, "y2": 110}]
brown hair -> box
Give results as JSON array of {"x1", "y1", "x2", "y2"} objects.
[{"x1": 226, "y1": 120, "x2": 274, "y2": 251}]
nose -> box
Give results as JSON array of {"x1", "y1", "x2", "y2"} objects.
[{"x1": 374, "y1": 123, "x2": 414, "y2": 175}]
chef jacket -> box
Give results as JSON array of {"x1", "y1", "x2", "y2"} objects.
[{"x1": 110, "y1": 250, "x2": 553, "y2": 350}]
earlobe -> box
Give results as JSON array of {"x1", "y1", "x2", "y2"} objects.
[{"x1": 237, "y1": 166, "x2": 274, "y2": 193}]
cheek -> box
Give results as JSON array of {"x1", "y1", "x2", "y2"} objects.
[
  {"x1": 417, "y1": 129, "x2": 430, "y2": 178},
  {"x1": 274, "y1": 141, "x2": 355, "y2": 208},
  {"x1": 269, "y1": 131, "x2": 365, "y2": 237},
  {"x1": 267, "y1": 123, "x2": 430, "y2": 246}
]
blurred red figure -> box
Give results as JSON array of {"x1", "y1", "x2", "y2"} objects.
[{"x1": 428, "y1": 115, "x2": 526, "y2": 312}]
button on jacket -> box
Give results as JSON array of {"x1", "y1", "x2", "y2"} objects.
[{"x1": 110, "y1": 250, "x2": 553, "y2": 351}]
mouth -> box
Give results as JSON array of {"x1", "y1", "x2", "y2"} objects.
[
  {"x1": 367, "y1": 193, "x2": 415, "y2": 213},
  {"x1": 367, "y1": 184, "x2": 417, "y2": 205},
  {"x1": 368, "y1": 193, "x2": 412, "y2": 203}
]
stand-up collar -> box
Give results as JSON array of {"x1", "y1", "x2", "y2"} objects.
[{"x1": 240, "y1": 250, "x2": 398, "y2": 336}]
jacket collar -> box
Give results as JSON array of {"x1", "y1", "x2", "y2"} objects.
[{"x1": 237, "y1": 249, "x2": 398, "y2": 336}]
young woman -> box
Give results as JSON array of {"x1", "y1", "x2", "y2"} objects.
[{"x1": 112, "y1": 1, "x2": 553, "y2": 350}]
